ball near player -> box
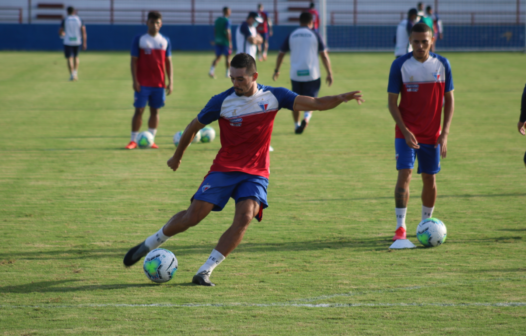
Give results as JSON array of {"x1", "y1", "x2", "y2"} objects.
[
  {"x1": 387, "y1": 23, "x2": 455, "y2": 241},
  {"x1": 123, "y1": 53, "x2": 364, "y2": 286}
]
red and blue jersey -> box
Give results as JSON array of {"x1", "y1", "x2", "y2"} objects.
[
  {"x1": 388, "y1": 52, "x2": 454, "y2": 145},
  {"x1": 131, "y1": 33, "x2": 172, "y2": 88},
  {"x1": 257, "y1": 11, "x2": 269, "y2": 34},
  {"x1": 197, "y1": 84, "x2": 298, "y2": 178}
]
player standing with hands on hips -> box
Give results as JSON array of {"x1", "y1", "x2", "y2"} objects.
[
  {"x1": 125, "y1": 11, "x2": 173, "y2": 150},
  {"x1": 387, "y1": 23, "x2": 455, "y2": 241},
  {"x1": 123, "y1": 53, "x2": 364, "y2": 286}
]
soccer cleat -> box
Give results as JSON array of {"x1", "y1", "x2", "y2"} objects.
[
  {"x1": 125, "y1": 141, "x2": 138, "y2": 149},
  {"x1": 192, "y1": 271, "x2": 215, "y2": 286},
  {"x1": 208, "y1": 71, "x2": 215, "y2": 79},
  {"x1": 393, "y1": 227, "x2": 407, "y2": 241},
  {"x1": 69, "y1": 74, "x2": 74, "y2": 81},
  {"x1": 123, "y1": 241, "x2": 150, "y2": 267},
  {"x1": 295, "y1": 119, "x2": 308, "y2": 134},
  {"x1": 150, "y1": 143, "x2": 159, "y2": 149}
]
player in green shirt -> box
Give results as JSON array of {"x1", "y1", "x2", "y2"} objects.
[{"x1": 209, "y1": 7, "x2": 233, "y2": 78}]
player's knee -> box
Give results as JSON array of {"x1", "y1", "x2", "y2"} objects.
[
  {"x1": 234, "y1": 212, "x2": 254, "y2": 227},
  {"x1": 422, "y1": 173, "x2": 436, "y2": 186}
]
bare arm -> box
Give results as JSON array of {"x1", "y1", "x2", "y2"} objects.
[
  {"x1": 167, "y1": 118, "x2": 206, "y2": 172},
  {"x1": 58, "y1": 27, "x2": 64, "y2": 37},
  {"x1": 268, "y1": 17, "x2": 273, "y2": 36},
  {"x1": 436, "y1": 91, "x2": 455, "y2": 158},
  {"x1": 319, "y1": 50, "x2": 333, "y2": 87},
  {"x1": 81, "y1": 25, "x2": 87, "y2": 50},
  {"x1": 131, "y1": 57, "x2": 140, "y2": 92},
  {"x1": 388, "y1": 93, "x2": 419, "y2": 149},
  {"x1": 227, "y1": 29, "x2": 232, "y2": 49},
  {"x1": 248, "y1": 35, "x2": 263, "y2": 45},
  {"x1": 272, "y1": 52, "x2": 286, "y2": 81},
  {"x1": 165, "y1": 56, "x2": 173, "y2": 95},
  {"x1": 293, "y1": 91, "x2": 363, "y2": 112}
]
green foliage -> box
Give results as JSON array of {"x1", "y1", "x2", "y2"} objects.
[{"x1": 0, "y1": 51, "x2": 525, "y2": 335}]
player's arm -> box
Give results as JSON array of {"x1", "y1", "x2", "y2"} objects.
[
  {"x1": 388, "y1": 93, "x2": 419, "y2": 149},
  {"x1": 518, "y1": 84, "x2": 526, "y2": 135},
  {"x1": 227, "y1": 28, "x2": 232, "y2": 50},
  {"x1": 273, "y1": 52, "x2": 286, "y2": 81},
  {"x1": 81, "y1": 25, "x2": 87, "y2": 50},
  {"x1": 167, "y1": 118, "x2": 206, "y2": 172},
  {"x1": 58, "y1": 27, "x2": 64, "y2": 37},
  {"x1": 293, "y1": 91, "x2": 364, "y2": 112},
  {"x1": 268, "y1": 16, "x2": 273, "y2": 36},
  {"x1": 165, "y1": 56, "x2": 173, "y2": 95},
  {"x1": 436, "y1": 91, "x2": 455, "y2": 158},
  {"x1": 131, "y1": 56, "x2": 140, "y2": 92},
  {"x1": 319, "y1": 51, "x2": 333, "y2": 87}
]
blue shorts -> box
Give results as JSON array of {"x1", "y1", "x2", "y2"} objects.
[
  {"x1": 64, "y1": 45, "x2": 79, "y2": 58},
  {"x1": 215, "y1": 45, "x2": 230, "y2": 57},
  {"x1": 192, "y1": 172, "x2": 269, "y2": 221},
  {"x1": 291, "y1": 78, "x2": 321, "y2": 98},
  {"x1": 134, "y1": 86, "x2": 165, "y2": 109},
  {"x1": 395, "y1": 138, "x2": 441, "y2": 174}
]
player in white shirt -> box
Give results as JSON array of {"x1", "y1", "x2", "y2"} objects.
[
  {"x1": 58, "y1": 6, "x2": 87, "y2": 81},
  {"x1": 236, "y1": 12, "x2": 263, "y2": 60},
  {"x1": 394, "y1": 8, "x2": 418, "y2": 58},
  {"x1": 272, "y1": 12, "x2": 333, "y2": 134}
]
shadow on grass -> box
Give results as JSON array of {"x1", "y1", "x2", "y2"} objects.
[{"x1": 0, "y1": 279, "x2": 194, "y2": 294}]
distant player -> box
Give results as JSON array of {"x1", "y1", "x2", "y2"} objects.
[
  {"x1": 307, "y1": 2, "x2": 320, "y2": 33},
  {"x1": 58, "y1": 6, "x2": 87, "y2": 81},
  {"x1": 426, "y1": 6, "x2": 443, "y2": 52},
  {"x1": 125, "y1": 11, "x2": 173, "y2": 150},
  {"x1": 394, "y1": 8, "x2": 418, "y2": 58},
  {"x1": 256, "y1": 3, "x2": 273, "y2": 61},
  {"x1": 236, "y1": 12, "x2": 263, "y2": 60},
  {"x1": 123, "y1": 53, "x2": 364, "y2": 286},
  {"x1": 518, "y1": 84, "x2": 526, "y2": 166},
  {"x1": 387, "y1": 23, "x2": 455, "y2": 241},
  {"x1": 209, "y1": 7, "x2": 232, "y2": 79},
  {"x1": 273, "y1": 12, "x2": 333, "y2": 134}
]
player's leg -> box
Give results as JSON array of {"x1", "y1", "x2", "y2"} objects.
[
  {"x1": 209, "y1": 46, "x2": 223, "y2": 78},
  {"x1": 145, "y1": 87, "x2": 166, "y2": 148},
  {"x1": 123, "y1": 200, "x2": 214, "y2": 267},
  {"x1": 224, "y1": 50, "x2": 231, "y2": 77},
  {"x1": 126, "y1": 87, "x2": 148, "y2": 149},
  {"x1": 290, "y1": 80, "x2": 302, "y2": 130},
  {"x1": 64, "y1": 46, "x2": 74, "y2": 80},
  {"x1": 262, "y1": 33, "x2": 269, "y2": 61},
  {"x1": 416, "y1": 143, "x2": 441, "y2": 221},
  {"x1": 72, "y1": 56, "x2": 79, "y2": 79},
  {"x1": 393, "y1": 138, "x2": 417, "y2": 240},
  {"x1": 295, "y1": 79, "x2": 321, "y2": 134}
]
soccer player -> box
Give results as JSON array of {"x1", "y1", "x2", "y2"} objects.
[
  {"x1": 236, "y1": 12, "x2": 264, "y2": 60},
  {"x1": 387, "y1": 23, "x2": 454, "y2": 241},
  {"x1": 256, "y1": 4, "x2": 273, "y2": 61},
  {"x1": 209, "y1": 7, "x2": 232, "y2": 79},
  {"x1": 125, "y1": 11, "x2": 173, "y2": 150},
  {"x1": 426, "y1": 6, "x2": 443, "y2": 52},
  {"x1": 58, "y1": 6, "x2": 87, "y2": 81},
  {"x1": 123, "y1": 53, "x2": 364, "y2": 286},
  {"x1": 273, "y1": 12, "x2": 333, "y2": 134},
  {"x1": 394, "y1": 8, "x2": 418, "y2": 58},
  {"x1": 307, "y1": 2, "x2": 320, "y2": 33}
]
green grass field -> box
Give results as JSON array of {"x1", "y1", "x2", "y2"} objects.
[{"x1": 0, "y1": 51, "x2": 525, "y2": 335}]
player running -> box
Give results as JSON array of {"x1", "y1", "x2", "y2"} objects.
[
  {"x1": 209, "y1": 7, "x2": 232, "y2": 79},
  {"x1": 387, "y1": 23, "x2": 455, "y2": 241},
  {"x1": 125, "y1": 11, "x2": 173, "y2": 150},
  {"x1": 58, "y1": 6, "x2": 87, "y2": 81},
  {"x1": 236, "y1": 12, "x2": 263, "y2": 61},
  {"x1": 256, "y1": 3, "x2": 273, "y2": 61},
  {"x1": 123, "y1": 53, "x2": 364, "y2": 286},
  {"x1": 273, "y1": 12, "x2": 333, "y2": 134}
]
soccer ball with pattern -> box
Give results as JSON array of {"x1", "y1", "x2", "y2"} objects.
[
  {"x1": 137, "y1": 131, "x2": 154, "y2": 148},
  {"x1": 143, "y1": 248, "x2": 178, "y2": 283},
  {"x1": 416, "y1": 218, "x2": 447, "y2": 247},
  {"x1": 199, "y1": 126, "x2": 216, "y2": 143},
  {"x1": 173, "y1": 130, "x2": 201, "y2": 147}
]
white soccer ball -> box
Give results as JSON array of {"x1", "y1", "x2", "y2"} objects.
[
  {"x1": 137, "y1": 131, "x2": 154, "y2": 148},
  {"x1": 143, "y1": 248, "x2": 178, "y2": 283},
  {"x1": 416, "y1": 218, "x2": 447, "y2": 247},
  {"x1": 199, "y1": 126, "x2": 216, "y2": 143}
]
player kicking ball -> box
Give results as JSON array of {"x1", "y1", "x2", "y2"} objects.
[
  {"x1": 387, "y1": 23, "x2": 455, "y2": 241},
  {"x1": 125, "y1": 11, "x2": 173, "y2": 150},
  {"x1": 123, "y1": 53, "x2": 364, "y2": 286}
]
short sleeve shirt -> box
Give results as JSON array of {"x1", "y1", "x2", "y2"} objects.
[
  {"x1": 131, "y1": 33, "x2": 172, "y2": 88},
  {"x1": 61, "y1": 15, "x2": 83, "y2": 46},
  {"x1": 214, "y1": 17, "x2": 231, "y2": 46},
  {"x1": 280, "y1": 27, "x2": 326, "y2": 82}
]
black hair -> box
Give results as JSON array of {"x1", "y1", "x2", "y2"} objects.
[
  {"x1": 309, "y1": 2, "x2": 315, "y2": 9},
  {"x1": 147, "y1": 11, "x2": 162, "y2": 21},
  {"x1": 258, "y1": 3, "x2": 263, "y2": 9},
  {"x1": 426, "y1": 5, "x2": 432, "y2": 12},
  {"x1": 408, "y1": 8, "x2": 418, "y2": 17},
  {"x1": 67, "y1": 6, "x2": 74, "y2": 15},
  {"x1": 410, "y1": 22, "x2": 433, "y2": 35},
  {"x1": 230, "y1": 53, "x2": 257, "y2": 74},
  {"x1": 300, "y1": 12, "x2": 313, "y2": 25},
  {"x1": 223, "y1": 7, "x2": 229, "y2": 14}
]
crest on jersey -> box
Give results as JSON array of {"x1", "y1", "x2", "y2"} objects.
[
  {"x1": 432, "y1": 70, "x2": 441, "y2": 81},
  {"x1": 258, "y1": 101, "x2": 269, "y2": 111},
  {"x1": 202, "y1": 184, "x2": 211, "y2": 192}
]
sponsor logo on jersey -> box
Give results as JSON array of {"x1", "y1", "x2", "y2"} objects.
[
  {"x1": 229, "y1": 117, "x2": 243, "y2": 127},
  {"x1": 406, "y1": 84, "x2": 419, "y2": 92},
  {"x1": 202, "y1": 184, "x2": 211, "y2": 192},
  {"x1": 144, "y1": 48, "x2": 152, "y2": 55}
]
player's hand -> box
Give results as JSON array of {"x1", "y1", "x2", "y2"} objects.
[
  {"x1": 326, "y1": 73, "x2": 333, "y2": 87},
  {"x1": 340, "y1": 91, "x2": 364, "y2": 105},
  {"x1": 133, "y1": 82, "x2": 141, "y2": 92},
  {"x1": 272, "y1": 71, "x2": 279, "y2": 81},
  {"x1": 82, "y1": 43, "x2": 87, "y2": 51},
  {"x1": 167, "y1": 156, "x2": 181, "y2": 172},
  {"x1": 435, "y1": 133, "x2": 448, "y2": 158},
  {"x1": 439, "y1": 33, "x2": 444, "y2": 40},
  {"x1": 518, "y1": 121, "x2": 526, "y2": 135},
  {"x1": 270, "y1": 31, "x2": 273, "y2": 37},
  {"x1": 403, "y1": 130, "x2": 420, "y2": 149},
  {"x1": 166, "y1": 83, "x2": 173, "y2": 96}
]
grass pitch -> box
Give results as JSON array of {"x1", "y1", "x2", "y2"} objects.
[{"x1": 0, "y1": 51, "x2": 525, "y2": 335}]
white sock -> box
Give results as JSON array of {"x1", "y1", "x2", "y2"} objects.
[
  {"x1": 131, "y1": 131, "x2": 139, "y2": 142},
  {"x1": 304, "y1": 111, "x2": 313, "y2": 122},
  {"x1": 395, "y1": 208, "x2": 407, "y2": 230},
  {"x1": 295, "y1": 121, "x2": 301, "y2": 128},
  {"x1": 422, "y1": 205, "x2": 434, "y2": 221},
  {"x1": 148, "y1": 128, "x2": 157, "y2": 137},
  {"x1": 144, "y1": 227, "x2": 170, "y2": 250},
  {"x1": 209, "y1": 65, "x2": 215, "y2": 74},
  {"x1": 196, "y1": 249, "x2": 225, "y2": 275},
  {"x1": 226, "y1": 69, "x2": 230, "y2": 77}
]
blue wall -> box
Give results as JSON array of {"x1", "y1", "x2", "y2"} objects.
[{"x1": 0, "y1": 23, "x2": 524, "y2": 51}]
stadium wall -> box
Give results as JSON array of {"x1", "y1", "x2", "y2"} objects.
[{"x1": 0, "y1": 24, "x2": 524, "y2": 52}]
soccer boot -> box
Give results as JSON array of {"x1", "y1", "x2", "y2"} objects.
[
  {"x1": 150, "y1": 143, "x2": 159, "y2": 149},
  {"x1": 192, "y1": 271, "x2": 215, "y2": 286},
  {"x1": 295, "y1": 119, "x2": 308, "y2": 134},
  {"x1": 393, "y1": 227, "x2": 407, "y2": 241},
  {"x1": 125, "y1": 141, "x2": 138, "y2": 149},
  {"x1": 123, "y1": 241, "x2": 150, "y2": 267}
]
